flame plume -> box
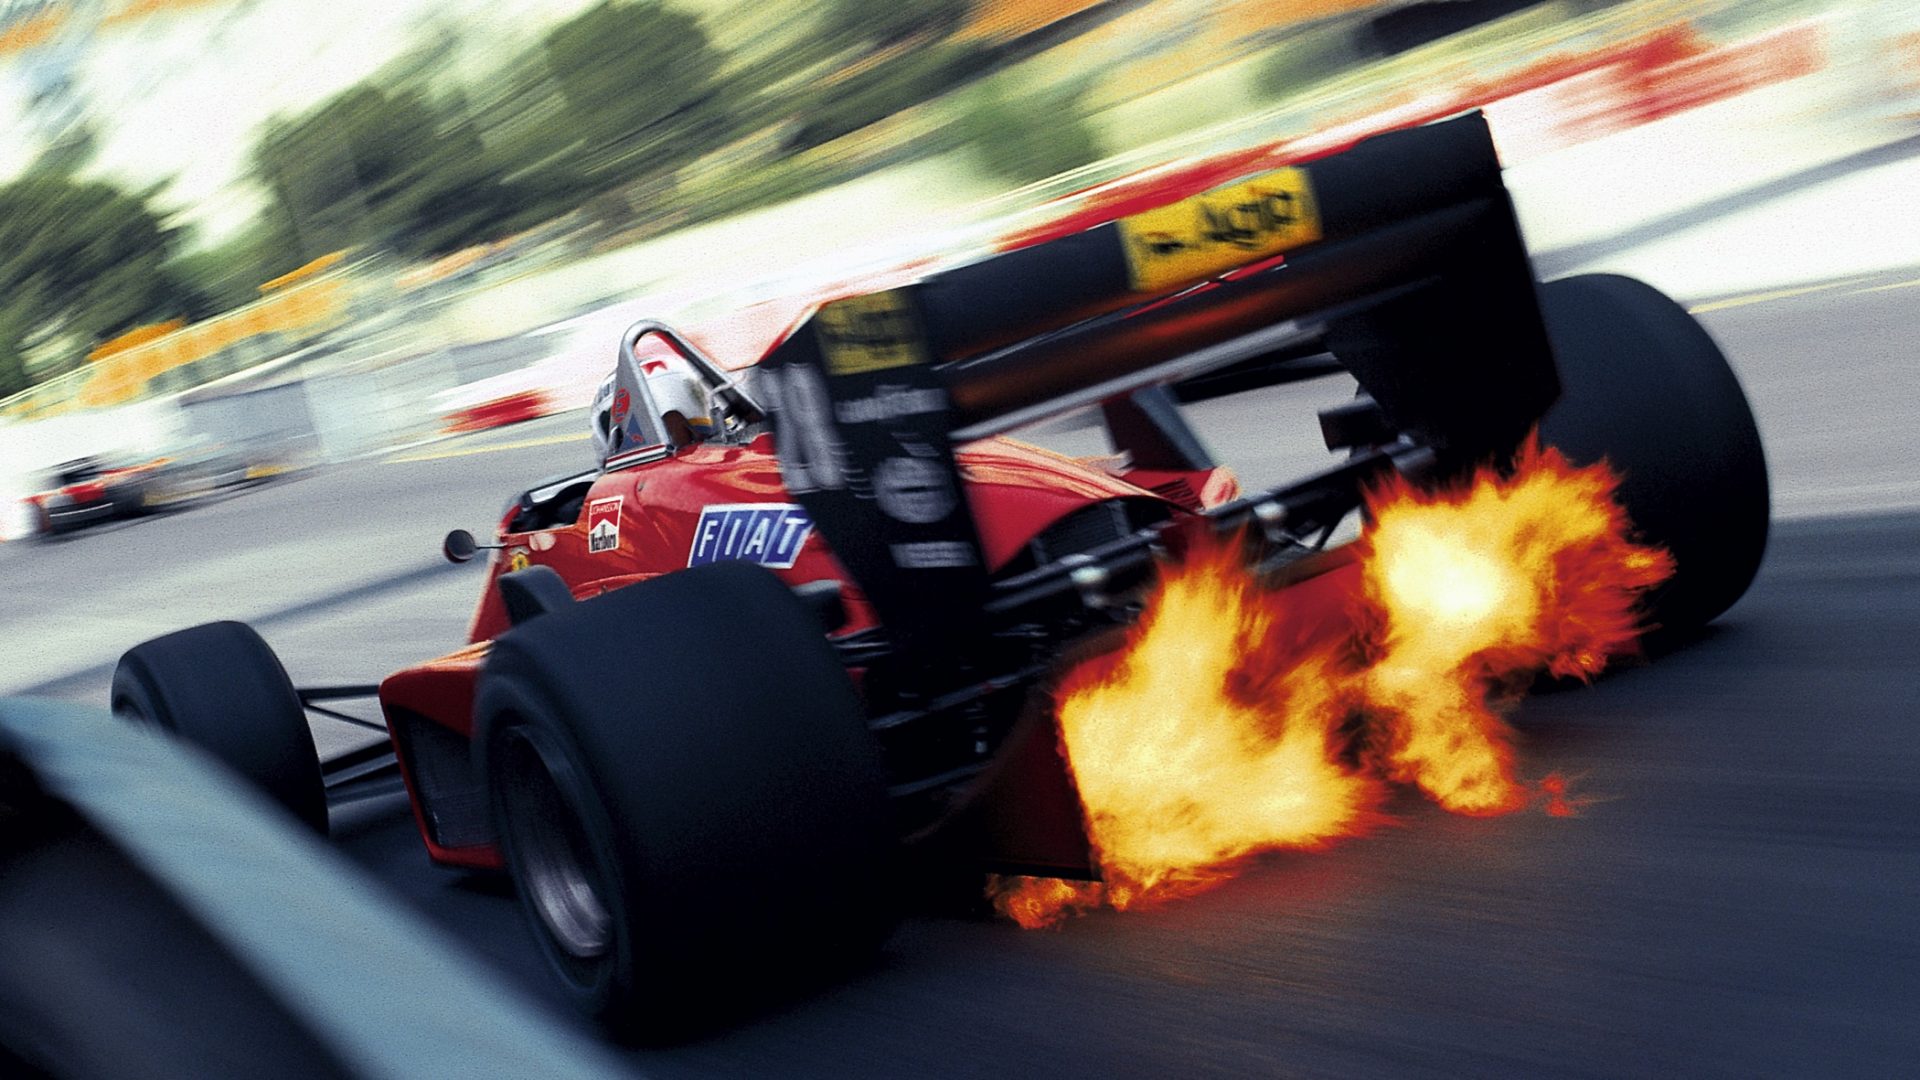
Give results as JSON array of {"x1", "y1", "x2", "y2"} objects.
[{"x1": 995, "y1": 437, "x2": 1672, "y2": 928}]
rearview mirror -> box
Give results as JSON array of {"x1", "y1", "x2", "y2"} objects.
[{"x1": 442, "y1": 529, "x2": 478, "y2": 564}]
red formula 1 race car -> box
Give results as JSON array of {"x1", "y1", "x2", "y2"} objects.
[
  {"x1": 111, "y1": 115, "x2": 1768, "y2": 1036},
  {"x1": 23, "y1": 457, "x2": 167, "y2": 538},
  {"x1": 23, "y1": 440, "x2": 273, "y2": 540}
]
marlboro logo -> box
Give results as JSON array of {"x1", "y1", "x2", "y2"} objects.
[{"x1": 587, "y1": 496, "x2": 622, "y2": 554}]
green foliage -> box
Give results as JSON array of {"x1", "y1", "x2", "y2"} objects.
[
  {"x1": 166, "y1": 221, "x2": 298, "y2": 316},
  {"x1": 254, "y1": 84, "x2": 519, "y2": 260},
  {"x1": 6, "y1": 2, "x2": 1040, "y2": 400},
  {"x1": 956, "y1": 81, "x2": 1103, "y2": 186},
  {"x1": 0, "y1": 173, "x2": 193, "y2": 390},
  {"x1": 539, "y1": 1, "x2": 733, "y2": 180},
  {"x1": 785, "y1": 43, "x2": 993, "y2": 153},
  {"x1": 0, "y1": 305, "x2": 33, "y2": 398},
  {"x1": 1255, "y1": 24, "x2": 1366, "y2": 102},
  {"x1": 822, "y1": 0, "x2": 972, "y2": 49},
  {"x1": 35, "y1": 119, "x2": 99, "y2": 180},
  {"x1": 248, "y1": 2, "x2": 740, "y2": 265}
]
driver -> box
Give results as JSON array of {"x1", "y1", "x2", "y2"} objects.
[{"x1": 589, "y1": 348, "x2": 718, "y2": 464}]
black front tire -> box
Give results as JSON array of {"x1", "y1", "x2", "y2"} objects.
[
  {"x1": 474, "y1": 561, "x2": 897, "y2": 1036},
  {"x1": 111, "y1": 621, "x2": 326, "y2": 832},
  {"x1": 1538, "y1": 273, "x2": 1770, "y2": 635}
]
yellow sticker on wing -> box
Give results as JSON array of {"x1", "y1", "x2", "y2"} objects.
[
  {"x1": 1117, "y1": 168, "x2": 1321, "y2": 293},
  {"x1": 816, "y1": 289, "x2": 931, "y2": 377}
]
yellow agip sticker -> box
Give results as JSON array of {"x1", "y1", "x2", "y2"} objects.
[
  {"x1": 1117, "y1": 167, "x2": 1321, "y2": 293},
  {"x1": 816, "y1": 289, "x2": 931, "y2": 377}
]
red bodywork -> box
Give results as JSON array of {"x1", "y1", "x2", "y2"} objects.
[
  {"x1": 373, "y1": 125, "x2": 1412, "y2": 871},
  {"x1": 378, "y1": 419, "x2": 1250, "y2": 869}
]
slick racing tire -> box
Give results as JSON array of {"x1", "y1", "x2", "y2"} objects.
[
  {"x1": 474, "y1": 561, "x2": 897, "y2": 1037},
  {"x1": 1537, "y1": 273, "x2": 1770, "y2": 635},
  {"x1": 111, "y1": 621, "x2": 327, "y2": 832}
]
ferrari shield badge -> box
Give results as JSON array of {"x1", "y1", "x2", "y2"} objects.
[{"x1": 587, "y1": 496, "x2": 622, "y2": 554}]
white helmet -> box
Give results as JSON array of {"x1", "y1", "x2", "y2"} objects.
[
  {"x1": 590, "y1": 342, "x2": 717, "y2": 465},
  {"x1": 643, "y1": 358, "x2": 715, "y2": 441}
]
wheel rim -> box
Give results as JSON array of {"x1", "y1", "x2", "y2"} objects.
[{"x1": 498, "y1": 725, "x2": 614, "y2": 963}]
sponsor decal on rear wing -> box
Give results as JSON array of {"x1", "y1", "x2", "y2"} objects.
[{"x1": 1116, "y1": 167, "x2": 1320, "y2": 292}]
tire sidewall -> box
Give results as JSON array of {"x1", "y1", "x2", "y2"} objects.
[
  {"x1": 472, "y1": 562, "x2": 897, "y2": 1036},
  {"x1": 1537, "y1": 273, "x2": 1770, "y2": 634},
  {"x1": 473, "y1": 675, "x2": 641, "y2": 1025},
  {"x1": 110, "y1": 622, "x2": 325, "y2": 831}
]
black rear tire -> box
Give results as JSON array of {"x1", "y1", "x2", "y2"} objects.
[
  {"x1": 474, "y1": 561, "x2": 897, "y2": 1036},
  {"x1": 1537, "y1": 273, "x2": 1770, "y2": 635},
  {"x1": 111, "y1": 622, "x2": 326, "y2": 832}
]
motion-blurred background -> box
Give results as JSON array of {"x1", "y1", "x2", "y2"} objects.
[
  {"x1": 5, "y1": 9, "x2": 1918, "y2": 1073},
  {"x1": 1, "y1": 0, "x2": 1915, "y2": 541}
]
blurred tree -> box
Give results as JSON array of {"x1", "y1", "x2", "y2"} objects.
[
  {"x1": 539, "y1": 1, "x2": 734, "y2": 182},
  {"x1": 0, "y1": 302, "x2": 37, "y2": 398},
  {"x1": 823, "y1": 0, "x2": 972, "y2": 49},
  {"x1": 246, "y1": 3, "x2": 742, "y2": 264},
  {"x1": 456, "y1": 51, "x2": 601, "y2": 227},
  {"x1": 957, "y1": 81, "x2": 1102, "y2": 185},
  {"x1": 784, "y1": 42, "x2": 993, "y2": 153},
  {"x1": 33, "y1": 117, "x2": 100, "y2": 180},
  {"x1": 1257, "y1": 23, "x2": 1366, "y2": 101},
  {"x1": 254, "y1": 83, "x2": 519, "y2": 260},
  {"x1": 166, "y1": 220, "x2": 298, "y2": 317},
  {"x1": 0, "y1": 173, "x2": 193, "y2": 393}
]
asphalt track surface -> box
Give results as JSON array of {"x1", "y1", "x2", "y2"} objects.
[{"x1": 3, "y1": 272, "x2": 1918, "y2": 1076}]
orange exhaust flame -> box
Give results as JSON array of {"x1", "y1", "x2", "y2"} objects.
[
  {"x1": 1047, "y1": 556, "x2": 1375, "y2": 890},
  {"x1": 996, "y1": 437, "x2": 1672, "y2": 927}
]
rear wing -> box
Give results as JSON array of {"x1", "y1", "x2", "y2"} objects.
[{"x1": 757, "y1": 112, "x2": 1558, "y2": 660}]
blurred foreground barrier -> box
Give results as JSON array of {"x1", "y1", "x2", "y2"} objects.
[{"x1": 0, "y1": 697, "x2": 635, "y2": 1079}]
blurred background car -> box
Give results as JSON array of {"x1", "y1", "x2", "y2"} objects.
[
  {"x1": 23, "y1": 456, "x2": 161, "y2": 537},
  {"x1": 21, "y1": 435, "x2": 294, "y2": 540}
]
